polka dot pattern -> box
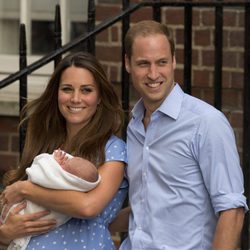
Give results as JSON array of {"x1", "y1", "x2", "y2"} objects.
[{"x1": 26, "y1": 136, "x2": 128, "y2": 250}]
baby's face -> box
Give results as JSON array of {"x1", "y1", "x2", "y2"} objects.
[{"x1": 61, "y1": 157, "x2": 98, "y2": 182}]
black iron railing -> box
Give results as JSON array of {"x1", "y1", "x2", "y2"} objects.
[{"x1": 0, "y1": 0, "x2": 250, "y2": 248}]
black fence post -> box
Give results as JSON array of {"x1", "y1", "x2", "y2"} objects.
[
  {"x1": 87, "y1": 0, "x2": 96, "y2": 55},
  {"x1": 54, "y1": 4, "x2": 62, "y2": 68},
  {"x1": 121, "y1": 0, "x2": 130, "y2": 140},
  {"x1": 153, "y1": 0, "x2": 161, "y2": 23},
  {"x1": 183, "y1": 0, "x2": 192, "y2": 94},
  {"x1": 241, "y1": 2, "x2": 250, "y2": 250},
  {"x1": 120, "y1": 4, "x2": 131, "y2": 241},
  {"x1": 214, "y1": 0, "x2": 223, "y2": 110},
  {"x1": 19, "y1": 24, "x2": 27, "y2": 155}
]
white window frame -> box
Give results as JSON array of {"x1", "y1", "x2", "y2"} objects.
[{"x1": 0, "y1": 0, "x2": 88, "y2": 116}]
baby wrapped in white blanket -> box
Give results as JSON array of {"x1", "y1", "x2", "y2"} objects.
[{"x1": 1, "y1": 150, "x2": 101, "y2": 250}]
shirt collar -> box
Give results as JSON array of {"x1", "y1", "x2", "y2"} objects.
[
  {"x1": 131, "y1": 98, "x2": 144, "y2": 121},
  {"x1": 131, "y1": 83, "x2": 184, "y2": 120}
]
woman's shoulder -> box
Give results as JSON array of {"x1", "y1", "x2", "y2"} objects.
[{"x1": 106, "y1": 135, "x2": 126, "y2": 148}]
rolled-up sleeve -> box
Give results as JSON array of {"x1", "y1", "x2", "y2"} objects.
[{"x1": 195, "y1": 110, "x2": 248, "y2": 214}]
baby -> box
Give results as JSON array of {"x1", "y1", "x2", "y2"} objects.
[
  {"x1": 53, "y1": 148, "x2": 99, "y2": 183},
  {"x1": 1, "y1": 149, "x2": 101, "y2": 250}
]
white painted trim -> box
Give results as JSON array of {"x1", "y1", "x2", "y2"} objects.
[
  {"x1": 20, "y1": 0, "x2": 31, "y2": 54},
  {"x1": 0, "y1": 0, "x2": 89, "y2": 116},
  {"x1": 0, "y1": 55, "x2": 54, "y2": 116}
]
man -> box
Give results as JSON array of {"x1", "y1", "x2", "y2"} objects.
[{"x1": 119, "y1": 20, "x2": 248, "y2": 250}]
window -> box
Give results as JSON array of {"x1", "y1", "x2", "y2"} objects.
[
  {"x1": 0, "y1": 0, "x2": 19, "y2": 54},
  {"x1": 0, "y1": 0, "x2": 88, "y2": 115},
  {"x1": 0, "y1": 0, "x2": 88, "y2": 55}
]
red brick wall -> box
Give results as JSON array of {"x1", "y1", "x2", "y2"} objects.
[
  {"x1": 0, "y1": 116, "x2": 19, "y2": 185},
  {"x1": 94, "y1": 1, "x2": 245, "y2": 156}
]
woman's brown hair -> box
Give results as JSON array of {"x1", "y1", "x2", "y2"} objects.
[{"x1": 3, "y1": 51, "x2": 124, "y2": 186}]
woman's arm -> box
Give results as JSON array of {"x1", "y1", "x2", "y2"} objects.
[
  {"x1": 0, "y1": 202, "x2": 56, "y2": 244},
  {"x1": 2, "y1": 161, "x2": 125, "y2": 218}
]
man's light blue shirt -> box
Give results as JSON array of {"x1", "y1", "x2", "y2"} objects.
[{"x1": 120, "y1": 84, "x2": 248, "y2": 250}]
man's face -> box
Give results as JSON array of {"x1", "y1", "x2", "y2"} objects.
[{"x1": 125, "y1": 34, "x2": 176, "y2": 112}]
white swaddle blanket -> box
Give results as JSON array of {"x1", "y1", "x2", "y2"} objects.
[{"x1": 2, "y1": 153, "x2": 101, "y2": 250}]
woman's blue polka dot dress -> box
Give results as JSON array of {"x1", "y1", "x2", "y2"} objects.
[{"x1": 26, "y1": 135, "x2": 128, "y2": 250}]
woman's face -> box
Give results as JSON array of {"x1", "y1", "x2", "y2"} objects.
[{"x1": 58, "y1": 66, "x2": 100, "y2": 134}]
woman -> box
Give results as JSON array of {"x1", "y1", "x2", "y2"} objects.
[{"x1": 0, "y1": 51, "x2": 127, "y2": 249}]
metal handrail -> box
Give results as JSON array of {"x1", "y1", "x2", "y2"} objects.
[
  {"x1": 0, "y1": 2, "x2": 140, "y2": 89},
  {"x1": 1, "y1": 0, "x2": 249, "y2": 89}
]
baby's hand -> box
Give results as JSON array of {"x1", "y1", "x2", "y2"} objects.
[{"x1": 53, "y1": 149, "x2": 68, "y2": 165}]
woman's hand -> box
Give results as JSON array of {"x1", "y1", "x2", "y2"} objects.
[
  {"x1": 0, "y1": 202, "x2": 57, "y2": 244},
  {"x1": 1, "y1": 181, "x2": 29, "y2": 206}
]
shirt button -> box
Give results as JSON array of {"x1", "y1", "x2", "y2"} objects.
[
  {"x1": 137, "y1": 226, "x2": 142, "y2": 230},
  {"x1": 146, "y1": 146, "x2": 149, "y2": 150}
]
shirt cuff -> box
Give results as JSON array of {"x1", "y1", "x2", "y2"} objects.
[{"x1": 212, "y1": 193, "x2": 248, "y2": 215}]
